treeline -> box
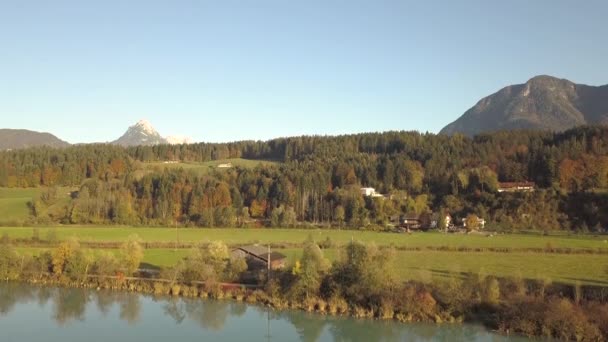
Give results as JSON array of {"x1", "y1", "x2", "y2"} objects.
[
  {"x1": 1, "y1": 236, "x2": 607, "y2": 340},
  {"x1": 2, "y1": 126, "x2": 608, "y2": 230}
]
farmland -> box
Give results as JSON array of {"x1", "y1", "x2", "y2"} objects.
[
  {"x1": 2, "y1": 226, "x2": 607, "y2": 249},
  {"x1": 5, "y1": 226, "x2": 608, "y2": 286},
  {"x1": 14, "y1": 245, "x2": 608, "y2": 286}
]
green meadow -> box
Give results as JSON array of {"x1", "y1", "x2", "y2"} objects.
[
  {"x1": 15, "y1": 246, "x2": 608, "y2": 286},
  {"x1": 2, "y1": 226, "x2": 607, "y2": 250},
  {"x1": 142, "y1": 158, "x2": 280, "y2": 176}
]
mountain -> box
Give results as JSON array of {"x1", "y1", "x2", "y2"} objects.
[
  {"x1": 112, "y1": 120, "x2": 168, "y2": 146},
  {"x1": 0, "y1": 129, "x2": 70, "y2": 150},
  {"x1": 440, "y1": 75, "x2": 608, "y2": 136},
  {"x1": 112, "y1": 119, "x2": 194, "y2": 146}
]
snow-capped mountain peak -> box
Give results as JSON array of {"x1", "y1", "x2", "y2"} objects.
[
  {"x1": 112, "y1": 119, "x2": 167, "y2": 147},
  {"x1": 112, "y1": 119, "x2": 194, "y2": 146},
  {"x1": 134, "y1": 119, "x2": 156, "y2": 135}
]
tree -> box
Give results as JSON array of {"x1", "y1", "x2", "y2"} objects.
[
  {"x1": 465, "y1": 214, "x2": 480, "y2": 232},
  {"x1": 0, "y1": 241, "x2": 20, "y2": 280},
  {"x1": 334, "y1": 205, "x2": 345, "y2": 227},
  {"x1": 270, "y1": 206, "x2": 284, "y2": 227},
  {"x1": 291, "y1": 237, "x2": 330, "y2": 299},
  {"x1": 51, "y1": 238, "x2": 81, "y2": 276},
  {"x1": 329, "y1": 241, "x2": 396, "y2": 305},
  {"x1": 93, "y1": 251, "x2": 120, "y2": 276},
  {"x1": 225, "y1": 255, "x2": 247, "y2": 282},
  {"x1": 180, "y1": 241, "x2": 231, "y2": 283},
  {"x1": 120, "y1": 234, "x2": 144, "y2": 276},
  {"x1": 281, "y1": 206, "x2": 297, "y2": 227},
  {"x1": 437, "y1": 208, "x2": 448, "y2": 231}
]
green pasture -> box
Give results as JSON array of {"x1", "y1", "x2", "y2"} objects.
[
  {"x1": 0, "y1": 188, "x2": 41, "y2": 222},
  {"x1": 16, "y1": 246, "x2": 608, "y2": 286},
  {"x1": 281, "y1": 248, "x2": 608, "y2": 286},
  {"x1": 2, "y1": 226, "x2": 608, "y2": 250},
  {"x1": 142, "y1": 158, "x2": 279, "y2": 175},
  {"x1": 0, "y1": 187, "x2": 74, "y2": 223}
]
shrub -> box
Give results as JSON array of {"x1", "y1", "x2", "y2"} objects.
[{"x1": 171, "y1": 284, "x2": 181, "y2": 296}]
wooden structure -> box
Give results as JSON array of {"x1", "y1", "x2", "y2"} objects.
[{"x1": 231, "y1": 245, "x2": 286, "y2": 270}]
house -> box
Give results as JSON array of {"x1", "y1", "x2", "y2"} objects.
[
  {"x1": 360, "y1": 187, "x2": 385, "y2": 198},
  {"x1": 360, "y1": 187, "x2": 376, "y2": 196},
  {"x1": 218, "y1": 163, "x2": 233, "y2": 168},
  {"x1": 498, "y1": 182, "x2": 535, "y2": 193},
  {"x1": 231, "y1": 245, "x2": 286, "y2": 270},
  {"x1": 399, "y1": 213, "x2": 422, "y2": 230}
]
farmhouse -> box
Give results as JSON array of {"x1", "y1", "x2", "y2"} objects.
[
  {"x1": 231, "y1": 245, "x2": 286, "y2": 271},
  {"x1": 401, "y1": 213, "x2": 422, "y2": 230},
  {"x1": 360, "y1": 187, "x2": 385, "y2": 198},
  {"x1": 395, "y1": 212, "x2": 452, "y2": 231},
  {"x1": 498, "y1": 181, "x2": 535, "y2": 193}
]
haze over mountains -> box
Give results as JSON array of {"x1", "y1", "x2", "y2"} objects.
[
  {"x1": 1, "y1": 75, "x2": 607, "y2": 149},
  {"x1": 440, "y1": 75, "x2": 608, "y2": 136}
]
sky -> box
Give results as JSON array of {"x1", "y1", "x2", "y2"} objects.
[{"x1": 1, "y1": 0, "x2": 607, "y2": 144}]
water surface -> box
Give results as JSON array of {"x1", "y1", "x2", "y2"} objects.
[{"x1": 0, "y1": 282, "x2": 533, "y2": 341}]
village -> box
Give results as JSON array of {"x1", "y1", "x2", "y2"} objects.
[{"x1": 360, "y1": 181, "x2": 535, "y2": 233}]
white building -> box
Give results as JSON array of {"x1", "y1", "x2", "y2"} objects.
[
  {"x1": 360, "y1": 187, "x2": 376, "y2": 196},
  {"x1": 360, "y1": 187, "x2": 385, "y2": 198}
]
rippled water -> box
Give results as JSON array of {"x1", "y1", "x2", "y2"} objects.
[{"x1": 0, "y1": 282, "x2": 533, "y2": 341}]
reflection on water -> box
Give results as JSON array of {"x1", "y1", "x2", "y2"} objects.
[{"x1": 0, "y1": 282, "x2": 531, "y2": 341}]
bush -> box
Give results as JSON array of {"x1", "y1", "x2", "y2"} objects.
[{"x1": 171, "y1": 284, "x2": 181, "y2": 296}]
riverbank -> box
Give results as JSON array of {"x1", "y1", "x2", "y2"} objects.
[
  {"x1": 7, "y1": 271, "x2": 608, "y2": 341},
  {"x1": 0, "y1": 282, "x2": 531, "y2": 342},
  {"x1": 2, "y1": 236, "x2": 608, "y2": 340}
]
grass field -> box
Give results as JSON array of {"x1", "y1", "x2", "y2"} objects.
[
  {"x1": 2, "y1": 226, "x2": 608, "y2": 250},
  {"x1": 0, "y1": 187, "x2": 75, "y2": 224},
  {"x1": 142, "y1": 158, "x2": 280, "y2": 176},
  {"x1": 15, "y1": 246, "x2": 608, "y2": 286},
  {"x1": 282, "y1": 248, "x2": 608, "y2": 286},
  {"x1": 4, "y1": 225, "x2": 608, "y2": 286},
  {"x1": 0, "y1": 188, "x2": 42, "y2": 223}
]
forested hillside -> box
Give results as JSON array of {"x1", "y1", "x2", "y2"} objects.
[{"x1": 1, "y1": 127, "x2": 607, "y2": 231}]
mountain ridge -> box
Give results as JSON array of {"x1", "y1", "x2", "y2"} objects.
[
  {"x1": 0, "y1": 129, "x2": 70, "y2": 150},
  {"x1": 440, "y1": 75, "x2": 608, "y2": 136}
]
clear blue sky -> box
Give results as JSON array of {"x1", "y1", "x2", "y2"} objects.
[{"x1": 1, "y1": 0, "x2": 607, "y2": 143}]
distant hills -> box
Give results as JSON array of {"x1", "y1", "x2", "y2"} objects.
[
  {"x1": 3, "y1": 77, "x2": 608, "y2": 149},
  {"x1": 0, "y1": 129, "x2": 70, "y2": 150},
  {"x1": 0, "y1": 120, "x2": 194, "y2": 149},
  {"x1": 440, "y1": 75, "x2": 608, "y2": 136}
]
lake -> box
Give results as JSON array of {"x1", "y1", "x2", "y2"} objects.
[{"x1": 0, "y1": 282, "x2": 534, "y2": 341}]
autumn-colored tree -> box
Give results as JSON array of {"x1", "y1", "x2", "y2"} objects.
[
  {"x1": 249, "y1": 199, "x2": 267, "y2": 218},
  {"x1": 465, "y1": 214, "x2": 480, "y2": 232},
  {"x1": 52, "y1": 239, "x2": 78, "y2": 275},
  {"x1": 120, "y1": 234, "x2": 144, "y2": 276}
]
